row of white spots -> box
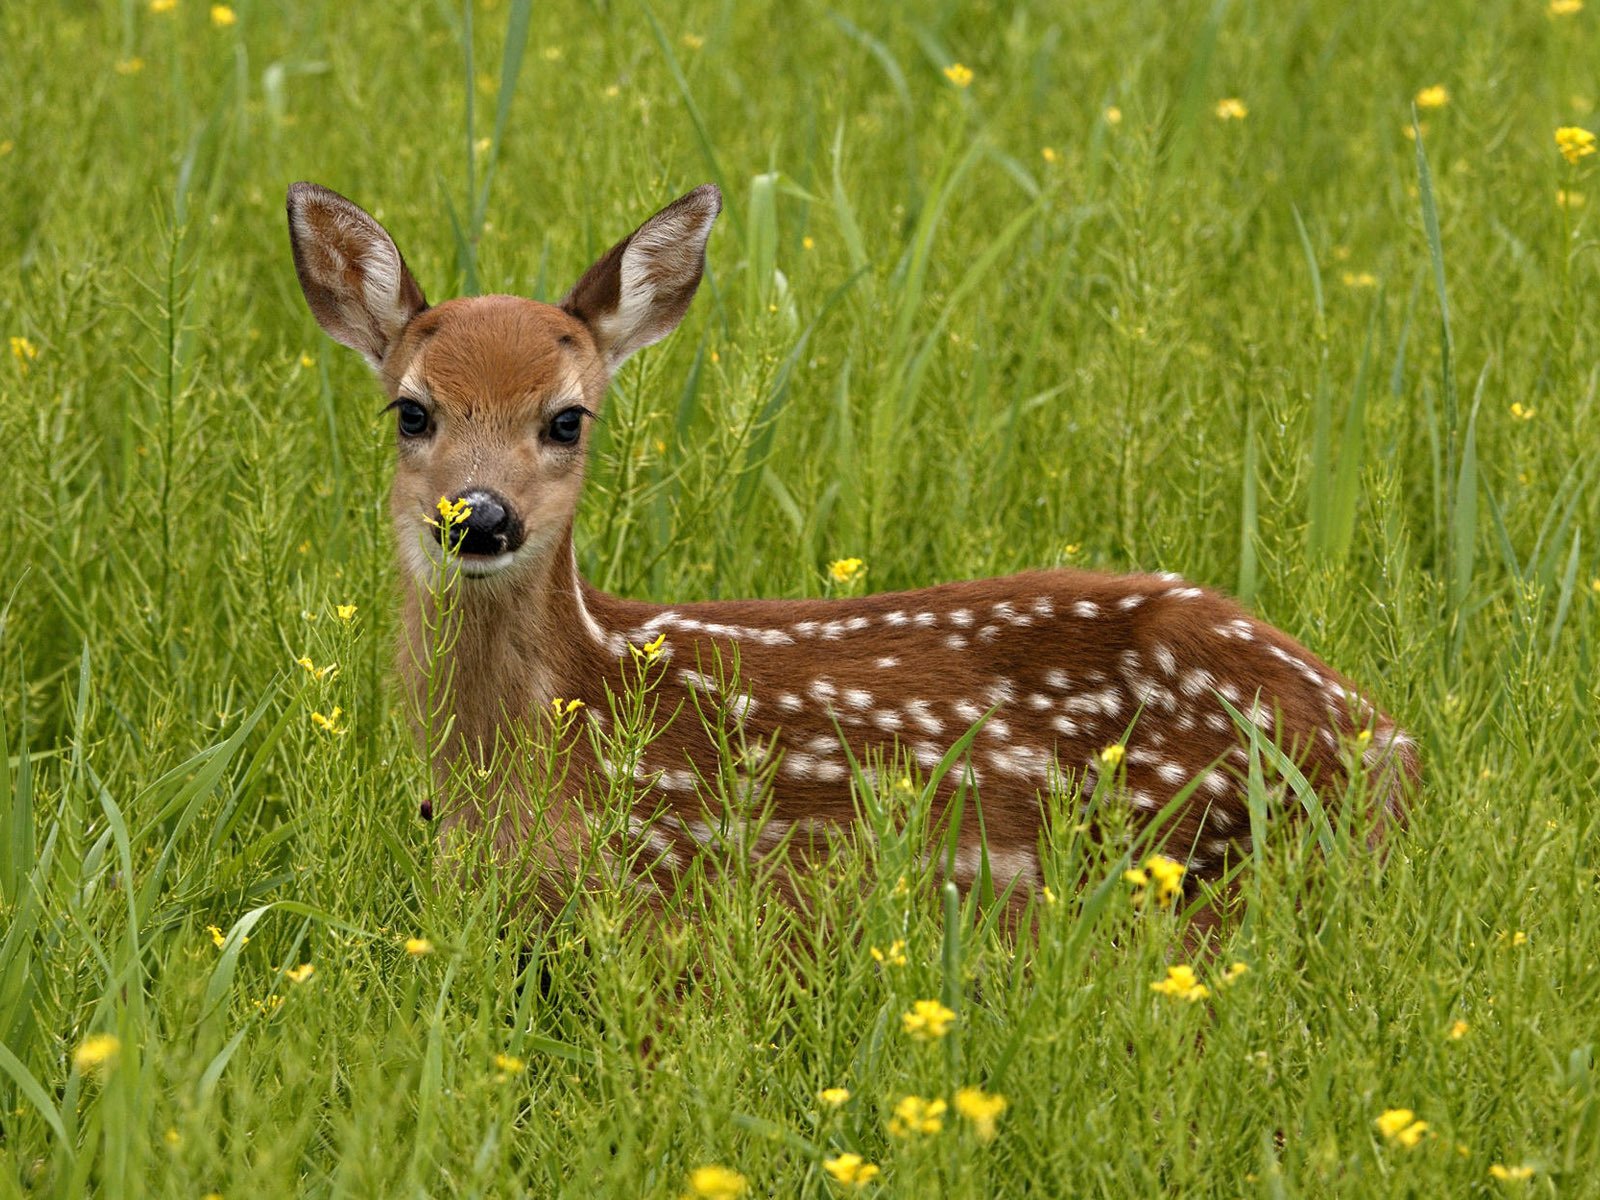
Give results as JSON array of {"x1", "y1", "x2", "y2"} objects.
[{"x1": 613, "y1": 585, "x2": 1193, "y2": 658}]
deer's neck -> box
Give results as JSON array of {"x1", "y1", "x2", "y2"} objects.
[{"x1": 399, "y1": 527, "x2": 624, "y2": 766}]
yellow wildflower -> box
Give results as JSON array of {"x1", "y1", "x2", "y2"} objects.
[
  {"x1": 114, "y1": 57, "x2": 145, "y2": 75},
  {"x1": 310, "y1": 707, "x2": 345, "y2": 734},
  {"x1": 828, "y1": 557, "x2": 865, "y2": 584},
  {"x1": 335, "y1": 603, "x2": 358, "y2": 622},
  {"x1": 493, "y1": 1052, "x2": 526, "y2": 1076},
  {"x1": 550, "y1": 696, "x2": 584, "y2": 717},
  {"x1": 1448, "y1": 1019, "x2": 1469, "y2": 1039},
  {"x1": 433, "y1": 495, "x2": 472, "y2": 526},
  {"x1": 1041, "y1": 884, "x2": 1058, "y2": 906},
  {"x1": 255, "y1": 993, "x2": 283, "y2": 1016},
  {"x1": 1558, "y1": 188, "x2": 1585, "y2": 208},
  {"x1": 632, "y1": 632, "x2": 668, "y2": 663},
  {"x1": 943, "y1": 63, "x2": 974, "y2": 89},
  {"x1": 1219, "y1": 960, "x2": 1250, "y2": 986},
  {"x1": 1415, "y1": 85, "x2": 1450, "y2": 110},
  {"x1": 207, "y1": 924, "x2": 247, "y2": 949},
  {"x1": 150, "y1": 0, "x2": 176, "y2": 11},
  {"x1": 1041, "y1": 146, "x2": 1060, "y2": 163},
  {"x1": 1215, "y1": 97, "x2": 1248, "y2": 121},
  {"x1": 1104, "y1": 106, "x2": 1122, "y2": 126},
  {"x1": 683, "y1": 1165, "x2": 746, "y2": 1199},
  {"x1": 953, "y1": 1086, "x2": 1007, "y2": 1143},
  {"x1": 1376, "y1": 1108, "x2": 1429, "y2": 1148},
  {"x1": 210, "y1": 4, "x2": 236, "y2": 26},
  {"x1": 1150, "y1": 964, "x2": 1209, "y2": 1003},
  {"x1": 888, "y1": 1095, "x2": 947, "y2": 1137},
  {"x1": 1341, "y1": 271, "x2": 1378, "y2": 288},
  {"x1": 680, "y1": 32, "x2": 705, "y2": 49},
  {"x1": 295, "y1": 656, "x2": 337, "y2": 680},
  {"x1": 9, "y1": 336, "x2": 38, "y2": 366},
  {"x1": 901, "y1": 998, "x2": 956, "y2": 1041},
  {"x1": 285, "y1": 963, "x2": 315, "y2": 984},
  {"x1": 1098, "y1": 742, "x2": 1125, "y2": 768},
  {"x1": 1143, "y1": 854, "x2": 1186, "y2": 905},
  {"x1": 1556, "y1": 126, "x2": 1597, "y2": 165},
  {"x1": 1499, "y1": 929, "x2": 1529, "y2": 947},
  {"x1": 73, "y1": 1033, "x2": 121, "y2": 1074},
  {"x1": 404, "y1": 937, "x2": 434, "y2": 956},
  {"x1": 1509, "y1": 402, "x2": 1536, "y2": 421},
  {"x1": 869, "y1": 939, "x2": 907, "y2": 967},
  {"x1": 1549, "y1": 0, "x2": 1583, "y2": 14},
  {"x1": 822, "y1": 1153, "x2": 880, "y2": 1187},
  {"x1": 163, "y1": 1128, "x2": 182, "y2": 1149},
  {"x1": 819, "y1": 1087, "x2": 852, "y2": 1107},
  {"x1": 1490, "y1": 1163, "x2": 1536, "y2": 1182}
]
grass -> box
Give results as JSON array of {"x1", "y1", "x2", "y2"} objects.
[{"x1": 2, "y1": 0, "x2": 1599, "y2": 1194}]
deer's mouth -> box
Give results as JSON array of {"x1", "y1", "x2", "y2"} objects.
[{"x1": 456, "y1": 550, "x2": 518, "y2": 578}]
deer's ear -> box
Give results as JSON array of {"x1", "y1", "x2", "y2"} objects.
[
  {"x1": 561, "y1": 184, "x2": 721, "y2": 372},
  {"x1": 286, "y1": 182, "x2": 427, "y2": 370}
]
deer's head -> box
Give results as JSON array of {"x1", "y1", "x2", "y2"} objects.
[{"x1": 286, "y1": 182, "x2": 721, "y2": 582}]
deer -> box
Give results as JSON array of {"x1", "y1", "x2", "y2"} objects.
[{"x1": 286, "y1": 180, "x2": 1419, "y2": 935}]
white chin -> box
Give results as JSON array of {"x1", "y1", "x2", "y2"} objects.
[{"x1": 456, "y1": 552, "x2": 517, "y2": 578}]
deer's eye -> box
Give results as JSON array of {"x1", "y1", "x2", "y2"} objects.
[
  {"x1": 548, "y1": 406, "x2": 585, "y2": 446},
  {"x1": 396, "y1": 399, "x2": 430, "y2": 438}
]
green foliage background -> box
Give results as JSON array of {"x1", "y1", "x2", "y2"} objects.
[{"x1": 1, "y1": 0, "x2": 1598, "y2": 1194}]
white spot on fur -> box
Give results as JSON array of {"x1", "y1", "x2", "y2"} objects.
[
  {"x1": 844, "y1": 688, "x2": 873, "y2": 710},
  {"x1": 810, "y1": 678, "x2": 838, "y2": 703},
  {"x1": 1071, "y1": 600, "x2": 1100, "y2": 619},
  {"x1": 1043, "y1": 668, "x2": 1071, "y2": 691},
  {"x1": 776, "y1": 692, "x2": 801, "y2": 713},
  {"x1": 978, "y1": 624, "x2": 1001, "y2": 642},
  {"x1": 905, "y1": 700, "x2": 942, "y2": 734},
  {"x1": 875, "y1": 656, "x2": 900, "y2": 669},
  {"x1": 912, "y1": 612, "x2": 937, "y2": 628},
  {"x1": 872, "y1": 710, "x2": 904, "y2": 732},
  {"x1": 1051, "y1": 714, "x2": 1079, "y2": 737},
  {"x1": 884, "y1": 610, "x2": 908, "y2": 626},
  {"x1": 1027, "y1": 693, "x2": 1051, "y2": 711},
  {"x1": 945, "y1": 634, "x2": 968, "y2": 651},
  {"x1": 952, "y1": 700, "x2": 984, "y2": 724},
  {"x1": 1117, "y1": 594, "x2": 1146, "y2": 611},
  {"x1": 1151, "y1": 644, "x2": 1178, "y2": 676},
  {"x1": 678, "y1": 669, "x2": 717, "y2": 693},
  {"x1": 949, "y1": 608, "x2": 974, "y2": 628},
  {"x1": 1030, "y1": 596, "x2": 1055, "y2": 618}
]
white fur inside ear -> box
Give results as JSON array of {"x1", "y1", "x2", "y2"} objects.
[{"x1": 596, "y1": 201, "x2": 718, "y2": 369}]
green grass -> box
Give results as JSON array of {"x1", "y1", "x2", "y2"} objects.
[{"x1": 3, "y1": 0, "x2": 1600, "y2": 1194}]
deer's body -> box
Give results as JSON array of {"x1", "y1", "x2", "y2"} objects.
[{"x1": 289, "y1": 180, "x2": 1418, "y2": 918}]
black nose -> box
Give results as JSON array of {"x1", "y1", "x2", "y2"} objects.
[{"x1": 437, "y1": 489, "x2": 524, "y2": 557}]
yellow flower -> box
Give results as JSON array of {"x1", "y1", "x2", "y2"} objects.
[
  {"x1": 888, "y1": 1095, "x2": 947, "y2": 1137},
  {"x1": 1150, "y1": 964, "x2": 1209, "y2": 1002},
  {"x1": 802, "y1": 235, "x2": 816, "y2": 251},
  {"x1": 1558, "y1": 188, "x2": 1586, "y2": 208},
  {"x1": 632, "y1": 632, "x2": 668, "y2": 663},
  {"x1": 207, "y1": 924, "x2": 247, "y2": 949},
  {"x1": 73, "y1": 1033, "x2": 121, "y2": 1074},
  {"x1": 1041, "y1": 146, "x2": 1060, "y2": 164},
  {"x1": 1143, "y1": 854, "x2": 1186, "y2": 905},
  {"x1": 819, "y1": 1087, "x2": 852, "y2": 1107},
  {"x1": 1041, "y1": 884, "x2": 1058, "y2": 906},
  {"x1": 1219, "y1": 960, "x2": 1250, "y2": 986},
  {"x1": 1104, "y1": 106, "x2": 1122, "y2": 126},
  {"x1": 1341, "y1": 271, "x2": 1378, "y2": 288},
  {"x1": 1448, "y1": 1019, "x2": 1469, "y2": 1039},
  {"x1": 492, "y1": 1052, "x2": 526, "y2": 1076},
  {"x1": 1498, "y1": 929, "x2": 1529, "y2": 947},
  {"x1": 953, "y1": 1086, "x2": 1007, "y2": 1143},
  {"x1": 901, "y1": 998, "x2": 956, "y2": 1041},
  {"x1": 1556, "y1": 125, "x2": 1597, "y2": 165},
  {"x1": 9, "y1": 336, "x2": 38, "y2": 366},
  {"x1": 869, "y1": 939, "x2": 907, "y2": 967},
  {"x1": 285, "y1": 963, "x2": 315, "y2": 984},
  {"x1": 310, "y1": 707, "x2": 345, "y2": 734},
  {"x1": 163, "y1": 1127, "x2": 182, "y2": 1149},
  {"x1": 210, "y1": 4, "x2": 236, "y2": 26},
  {"x1": 1214, "y1": 97, "x2": 1248, "y2": 121},
  {"x1": 404, "y1": 937, "x2": 434, "y2": 956},
  {"x1": 150, "y1": 0, "x2": 176, "y2": 11},
  {"x1": 335, "y1": 604, "x2": 358, "y2": 622},
  {"x1": 1509, "y1": 402, "x2": 1536, "y2": 421},
  {"x1": 295, "y1": 656, "x2": 337, "y2": 680},
  {"x1": 255, "y1": 993, "x2": 283, "y2": 1016},
  {"x1": 1415, "y1": 85, "x2": 1450, "y2": 110},
  {"x1": 1549, "y1": 0, "x2": 1582, "y2": 14},
  {"x1": 680, "y1": 32, "x2": 705, "y2": 49},
  {"x1": 822, "y1": 1153, "x2": 880, "y2": 1187},
  {"x1": 433, "y1": 495, "x2": 473, "y2": 526},
  {"x1": 114, "y1": 57, "x2": 145, "y2": 75},
  {"x1": 943, "y1": 63, "x2": 974, "y2": 89},
  {"x1": 683, "y1": 1165, "x2": 746, "y2": 1199},
  {"x1": 1098, "y1": 743, "x2": 1125, "y2": 768},
  {"x1": 1376, "y1": 1108, "x2": 1429, "y2": 1148},
  {"x1": 828, "y1": 557, "x2": 865, "y2": 584},
  {"x1": 550, "y1": 697, "x2": 584, "y2": 718},
  {"x1": 1490, "y1": 1163, "x2": 1537, "y2": 1182}
]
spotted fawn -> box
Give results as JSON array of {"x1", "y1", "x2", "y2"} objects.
[{"x1": 287, "y1": 181, "x2": 1419, "y2": 922}]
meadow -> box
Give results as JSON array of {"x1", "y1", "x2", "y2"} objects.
[{"x1": 2, "y1": 0, "x2": 1600, "y2": 1194}]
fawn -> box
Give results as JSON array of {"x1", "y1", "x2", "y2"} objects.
[{"x1": 287, "y1": 180, "x2": 1418, "y2": 924}]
